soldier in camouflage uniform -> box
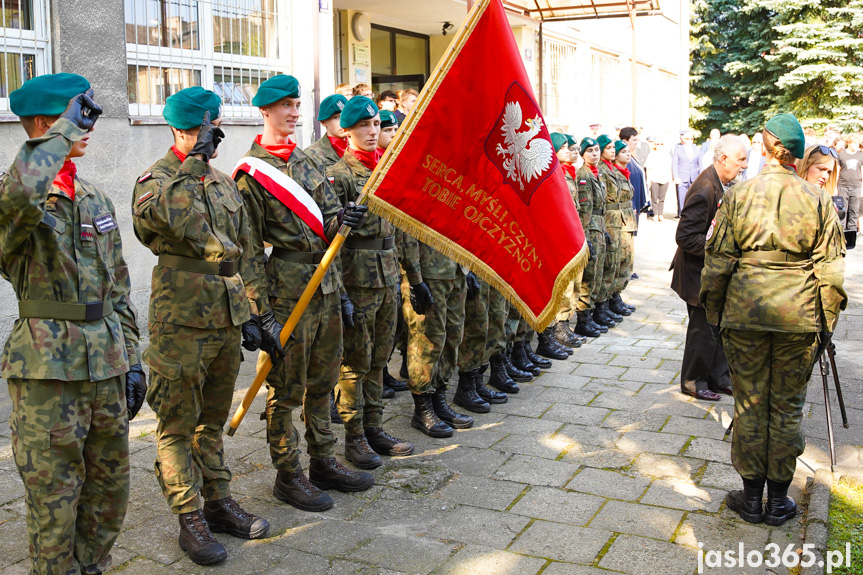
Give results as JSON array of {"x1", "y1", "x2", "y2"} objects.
[
  {"x1": 484, "y1": 289, "x2": 520, "y2": 395},
  {"x1": 596, "y1": 135, "x2": 624, "y2": 329},
  {"x1": 305, "y1": 93, "x2": 349, "y2": 173},
  {"x1": 609, "y1": 140, "x2": 637, "y2": 317},
  {"x1": 234, "y1": 75, "x2": 374, "y2": 513},
  {"x1": 700, "y1": 113, "x2": 847, "y2": 526},
  {"x1": 2, "y1": 74, "x2": 142, "y2": 575},
  {"x1": 327, "y1": 98, "x2": 414, "y2": 468},
  {"x1": 574, "y1": 137, "x2": 608, "y2": 338},
  {"x1": 132, "y1": 87, "x2": 270, "y2": 565}
]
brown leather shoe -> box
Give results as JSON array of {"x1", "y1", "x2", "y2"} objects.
[
  {"x1": 682, "y1": 388, "x2": 722, "y2": 401},
  {"x1": 178, "y1": 509, "x2": 227, "y2": 565},
  {"x1": 309, "y1": 457, "x2": 374, "y2": 492},
  {"x1": 344, "y1": 434, "x2": 382, "y2": 469},
  {"x1": 365, "y1": 426, "x2": 414, "y2": 457},
  {"x1": 273, "y1": 470, "x2": 333, "y2": 512},
  {"x1": 203, "y1": 496, "x2": 270, "y2": 539}
]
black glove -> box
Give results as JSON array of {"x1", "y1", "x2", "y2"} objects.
[
  {"x1": 339, "y1": 202, "x2": 369, "y2": 228},
  {"x1": 465, "y1": 272, "x2": 481, "y2": 300},
  {"x1": 340, "y1": 292, "x2": 356, "y2": 329},
  {"x1": 259, "y1": 311, "x2": 286, "y2": 363},
  {"x1": 815, "y1": 330, "x2": 832, "y2": 360},
  {"x1": 241, "y1": 316, "x2": 263, "y2": 352},
  {"x1": 61, "y1": 89, "x2": 102, "y2": 131},
  {"x1": 409, "y1": 281, "x2": 434, "y2": 315},
  {"x1": 189, "y1": 111, "x2": 225, "y2": 163},
  {"x1": 605, "y1": 231, "x2": 612, "y2": 246},
  {"x1": 126, "y1": 364, "x2": 147, "y2": 421},
  {"x1": 587, "y1": 240, "x2": 596, "y2": 260},
  {"x1": 708, "y1": 323, "x2": 722, "y2": 345}
]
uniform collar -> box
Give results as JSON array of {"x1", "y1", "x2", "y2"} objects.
[{"x1": 343, "y1": 149, "x2": 372, "y2": 177}]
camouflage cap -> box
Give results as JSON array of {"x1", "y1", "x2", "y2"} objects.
[
  {"x1": 252, "y1": 74, "x2": 300, "y2": 108},
  {"x1": 10, "y1": 73, "x2": 90, "y2": 117},
  {"x1": 765, "y1": 113, "x2": 805, "y2": 159},
  {"x1": 317, "y1": 94, "x2": 348, "y2": 122},
  {"x1": 340, "y1": 96, "x2": 379, "y2": 129},
  {"x1": 164, "y1": 87, "x2": 221, "y2": 129},
  {"x1": 550, "y1": 132, "x2": 568, "y2": 152},
  {"x1": 580, "y1": 137, "x2": 599, "y2": 155}
]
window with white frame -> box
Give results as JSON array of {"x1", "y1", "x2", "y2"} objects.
[
  {"x1": 125, "y1": 0, "x2": 290, "y2": 120},
  {"x1": 0, "y1": 0, "x2": 51, "y2": 116},
  {"x1": 541, "y1": 38, "x2": 578, "y2": 133}
]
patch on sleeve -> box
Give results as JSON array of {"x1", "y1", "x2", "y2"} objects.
[
  {"x1": 705, "y1": 218, "x2": 716, "y2": 241},
  {"x1": 579, "y1": 180, "x2": 587, "y2": 185},
  {"x1": 137, "y1": 190, "x2": 154, "y2": 205},
  {"x1": 327, "y1": 176, "x2": 335, "y2": 184},
  {"x1": 138, "y1": 172, "x2": 153, "y2": 183}
]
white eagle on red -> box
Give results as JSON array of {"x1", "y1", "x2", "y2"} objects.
[{"x1": 495, "y1": 101, "x2": 554, "y2": 190}]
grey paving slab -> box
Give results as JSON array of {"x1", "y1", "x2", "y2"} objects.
[
  {"x1": 616, "y1": 429, "x2": 689, "y2": 456},
  {"x1": 347, "y1": 532, "x2": 456, "y2": 573},
  {"x1": 114, "y1": 514, "x2": 187, "y2": 565},
  {"x1": 572, "y1": 364, "x2": 627, "y2": 379},
  {"x1": 450, "y1": 421, "x2": 512, "y2": 449},
  {"x1": 353, "y1": 490, "x2": 451, "y2": 538},
  {"x1": 565, "y1": 468, "x2": 651, "y2": 501},
  {"x1": 541, "y1": 563, "x2": 626, "y2": 575},
  {"x1": 683, "y1": 437, "x2": 732, "y2": 462},
  {"x1": 508, "y1": 520, "x2": 612, "y2": 564},
  {"x1": 492, "y1": 433, "x2": 573, "y2": 459},
  {"x1": 437, "y1": 445, "x2": 512, "y2": 478},
  {"x1": 535, "y1": 373, "x2": 592, "y2": 390},
  {"x1": 619, "y1": 367, "x2": 678, "y2": 384},
  {"x1": 555, "y1": 423, "x2": 622, "y2": 449},
  {"x1": 0, "y1": 518, "x2": 28, "y2": 569},
  {"x1": 493, "y1": 454, "x2": 579, "y2": 487},
  {"x1": 587, "y1": 500, "x2": 684, "y2": 540},
  {"x1": 561, "y1": 447, "x2": 635, "y2": 470},
  {"x1": 541, "y1": 403, "x2": 610, "y2": 426},
  {"x1": 509, "y1": 485, "x2": 605, "y2": 526},
  {"x1": 439, "y1": 475, "x2": 526, "y2": 511},
  {"x1": 600, "y1": 410, "x2": 669, "y2": 432},
  {"x1": 569, "y1": 350, "x2": 616, "y2": 365},
  {"x1": 598, "y1": 534, "x2": 698, "y2": 575},
  {"x1": 428, "y1": 505, "x2": 530, "y2": 549},
  {"x1": 434, "y1": 544, "x2": 547, "y2": 575},
  {"x1": 0, "y1": 470, "x2": 23, "y2": 506},
  {"x1": 647, "y1": 397, "x2": 720, "y2": 419},
  {"x1": 631, "y1": 453, "x2": 704, "y2": 481},
  {"x1": 698, "y1": 461, "x2": 742, "y2": 491},
  {"x1": 500, "y1": 415, "x2": 567, "y2": 437},
  {"x1": 607, "y1": 354, "x2": 663, "y2": 369},
  {"x1": 590, "y1": 391, "x2": 654, "y2": 413},
  {"x1": 675, "y1": 512, "x2": 771, "y2": 550},
  {"x1": 660, "y1": 414, "x2": 728, "y2": 439},
  {"x1": 639, "y1": 479, "x2": 725, "y2": 512},
  {"x1": 538, "y1": 388, "x2": 600, "y2": 406},
  {"x1": 490, "y1": 398, "x2": 555, "y2": 418},
  {"x1": 170, "y1": 536, "x2": 292, "y2": 574},
  {"x1": 270, "y1": 518, "x2": 374, "y2": 555}
]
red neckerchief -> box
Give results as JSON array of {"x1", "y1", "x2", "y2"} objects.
[
  {"x1": 782, "y1": 164, "x2": 798, "y2": 172},
  {"x1": 255, "y1": 134, "x2": 297, "y2": 161},
  {"x1": 588, "y1": 163, "x2": 599, "y2": 177},
  {"x1": 561, "y1": 164, "x2": 577, "y2": 179},
  {"x1": 614, "y1": 163, "x2": 631, "y2": 180},
  {"x1": 602, "y1": 159, "x2": 615, "y2": 172},
  {"x1": 53, "y1": 160, "x2": 76, "y2": 200},
  {"x1": 348, "y1": 147, "x2": 381, "y2": 171},
  {"x1": 171, "y1": 146, "x2": 206, "y2": 181},
  {"x1": 328, "y1": 135, "x2": 348, "y2": 158}
]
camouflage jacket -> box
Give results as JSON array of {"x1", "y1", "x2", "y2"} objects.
[
  {"x1": 305, "y1": 135, "x2": 343, "y2": 174},
  {"x1": 699, "y1": 164, "x2": 847, "y2": 333},
  {"x1": 599, "y1": 162, "x2": 633, "y2": 230},
  {"x1": 235, "y1": 143, "x2": 343, "y2": 313},
  {"x1": 132, "y1": 150, "x2": 258, "y2": 329},
  {"x1": 327, "y1": 152, "x2": 399, "y2": 288},
  {"x1": 576, "y1": 165, "x2": 606, "y2": 233},
  {"x1": 398, "y1": 231, "x2": 462, "y2": 283},
  {"x1": 0, "y1": 118, "x2": 140, "y2": 381}
]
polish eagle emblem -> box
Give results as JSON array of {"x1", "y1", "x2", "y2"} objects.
[{"x1": 495, "y1": 101, "x2": 554, "y2": 191}]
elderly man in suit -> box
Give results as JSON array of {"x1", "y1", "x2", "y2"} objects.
[
  {"x1": 671, "y1": 130, "x2": 702, "y2": 217},
  {"x1": 670, "y1": 135, "x2": 748, "y2": 400}
]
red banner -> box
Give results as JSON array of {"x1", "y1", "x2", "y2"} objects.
[{"x1": 364, "y1": 0, "x2": 587, "y2": 330}]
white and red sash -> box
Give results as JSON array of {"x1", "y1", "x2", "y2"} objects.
[{"x1": 232, "y1": 156, "x2": 329, "y2": 244}]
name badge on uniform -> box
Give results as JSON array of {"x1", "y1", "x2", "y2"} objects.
[{"x1": 94, "y1": 213, "x2": 118, "y2": 234}]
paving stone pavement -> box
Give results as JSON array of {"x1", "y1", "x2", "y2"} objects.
[{"x1": 0, "y1": 220, "x2": 860, "y2": 575}]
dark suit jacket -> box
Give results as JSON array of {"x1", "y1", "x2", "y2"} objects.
[
  {"x1": 670, "y1": 164, "x2": 725, "y2": 306},
  {"x1": 671, "y1": 143, "x2": 701, "y2": 185}
]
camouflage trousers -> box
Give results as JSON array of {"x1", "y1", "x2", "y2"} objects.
[
  {"x1": 457, "y1": 278, "x2": 491, "y2": 372},
  {"x1": 336, "y1": 284, "x2": 398, "y2": 435},
  {"x1": 599, "y1": 225, "x2": 623, "y2": 302},
  {"x1": 723, "y1": 329, "x2": 818, "y2": 482},
  {"x1": 402, "y1": 274, "x2": 466, "y2": 394},
  {"x1": 8, "y1": 376, "x2": 129, "y2": 575},
  {"x1": 614, "y1": 230, "x2": 634, "y2": 295},
  {"x1": 145, "y1": 322, "x2": 238, "y2": 514},
  {"x1": 556, "y1": 271, "x2": 584, "y2": 322},
  {"x1": 393, "y1": 275, "x2": 408, "y2": 356},
  {"x1": 264, "y1": 291, "x2": 342, "y2": 471},
  {"x1": 505, "y1": 305, "x2": 531, "y2": 345},
  {"x1": 487, "y1": 288, "x2": 509, "y2": 359},
  {"x1": 579, "y1": 228, "x2": 606, "y2": 311}
]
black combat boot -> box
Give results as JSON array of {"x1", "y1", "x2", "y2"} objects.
[
  {"x1": 454, "y1": 370, "x2": 491, "y2": 413},
  {"x1": 309, "y1": 457, "x2": 375, "y2": 492},
  {"x1": 204, "y1": 496, "x2": 270, "y2": 539},
  {"x1": 609, "y1": 293, "x2": 633, "y2": 316},
  {"x1": 764, "y1": 479, "x2": 797, "y2": 526},
  {"x1": 381, "y1": 382, "x2": 395, "y2": 399},
  {"x1": 523, "y1": 339, "x2": 552, "y2": 369},
  {"x1": 475, "y1": 365, "x2": 507, "y2": 403},
  {"x1": 504, "y1": 346, "x2": 534, "y2": 382},
  {"x1": 365, "y1": 426, "x2": 414, "y2": 456},
  {"x1": 586, "y1": 309, "x2": 608, "y2": 333},
  {"x1": 383, "y1": 366, "x2": 408, "y2": 392},
  {"x1": 593, "y1": 305, "x2": 616, "y2": 328},
  {"x1": 488, "y1": 353, "x2": 519, "y2": 393},
  {"x1": 554, "y1": 321, "x2": 582, "y2": 348},
  {"x1": 330, "y1": 392, "x2": 342, "y2": 424},
  {"x1": 399, "y1": 352, "x2": 409, "y2": 379},
  {"x1": 600, "y1": 300, "x2": 623, "y2": 323},
  {"x1": 536, "y1": 328, "x2": 569, "y2": 360},
  {"x1": 411, "y1": 393, "x2": 454, "y2": 437},
  {"x1": 617, "y1": 292, "x2": 636, "y2": 312},
  {"x1": 178, "y1": 510, "x2": 227, "y2": 565},
  {"x1": 575, "y1": 311, "x2": 601, "y2": 338},
  {"x1": 512, "y1": 341, "x2": 540, "y2": 375},
  {"x1": 845, "y1": 230, "x2": 857, "y2": 250},
  {"x1": 554, "y1": 335, "x2": 575, "y2": 355},
  {"x1": 725, "y1": 477, "x2": 765, "y2": 524},
  {"x1": 344, "y1": 433, "x2": 382, "y2": 469},
  {"x1": 432, "y1": 385, "x2": 475, "y2": 428},
  {"x1": 273, "y1": 469, "x2": 334, "y2": 511}
]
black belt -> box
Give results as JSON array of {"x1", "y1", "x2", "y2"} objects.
[
  {"x1": 18, "y1": 300, "x2": 113, "y2": 321},
  {"x1": 740, "y1": 250, "x2": 810, "y2": 263},
  {"x1": 592, "y1": 209, "x2": 604, "y2": 216},
  {"x1": 158, "y1": 254, "x2": 237, "y2": 276},
  {"x1": 271, "y1": 247, "x2": 325, "y2": 264},
  {"x1": 345, "y1": 236, "x2": 395, "y2": 250}
]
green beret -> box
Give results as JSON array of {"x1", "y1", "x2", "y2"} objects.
[
  {"x1": 565, "y1": 134, "x2": 577, "y2": 148},
  {"x1": 340, "y1": 96, "x2": 379, "y2": 129},
  {"x1": 765, "y1": 113, "x2": 805, "y2": 159},
  {"x1": 317, "y1": 94, "x2": 347, "y2": 121},
  {"x1": 580, "y1": 137, "x2": 599, "y2": 155},
  {"x1": 550, "y1": 132, "x2": 568, "y2": 153},
  {"x1": 597, "y1": 134, "x2": 614, "y2": 152},
  {"x1": 614, "y1": 140, "x2": 628, "y2": 156},
  {"x1": 379, "y1": 110, "x2": 398, "y2": 128},
  {"x1": 164, "y1": 87, "x2": 221, "y2": 130},
  {"x1": 10, "y1": 73, "x2": 90, "y2": 117},
  {"x1": 252, "y1": 75, "x2": 300, "y2": 108}
]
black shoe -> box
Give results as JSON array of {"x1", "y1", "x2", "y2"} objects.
[
  {"x1": 309, "y1": 457, "x2": 375, "y2": 492},
  {"x1": 178, "y1": 510, "x2": 227, "y2": 565},
  {"x1": 536, "y1": 328, "x2": 569, "y2": 360},
  {"x1": 365, "y1": 426, "x2": 414, "y2": 456},
  {"x1": 504, "y1": 348, "x2": 533, "y2": 382},
  {"x1": 587, "y1": 311, "x2": 608, "y2": 333},
  {"x1": 411, "y1": 393, "x2": 454, "y2": 437},
  {"x1": 845, "y1": 231, "x2": 857, "y2": 250},
  {"x1": 574, "y1": 311, "x2": 601, "y2": 337},
  {"x1": 203, "y1": 497, "x2": 270, "y2": 539},
  {"x1": 554, "y1": 320, "x2": 582, "y2": 348},
  {"x1": 511, "y1": 342, "x2": 541, "y2": 375},
  {"x1": 523, "y1": 340, "x2": 552, "y2": 368},
  {"x1": 609, "y1": 293, "x2": 632, "y2": 316},
  {"x1": 600, "y1": 300, "x2": 623, "y2": 322},
  {"x1": 432, "y1": 386, "x2": 474, "y2": 428},
  {"x1": 764, "y1": 479, "x2": 797, "y2": 526},
  {"x1": 488, "y1": 353, "x2": 519, "y2": 393},
  {"x1": 273, "y1": 469, "x2": 333, "y2": 511},
  {"x1": 453, "y1": 370, "x2": 491, "y2": 413},
  {"x1": 399, "y1": 353, "x2": 409, "y2": 379},
  {"x1": 726, "y1": 477, "x2": 765, "y2": 524},
  {"x1": 630, "y1": 273, "x2": 639, "y2": 280},
  {"x1": 344, "y1": 433, "x2": 382, "y2": 469},
  {"x1": 382, "y1": 384, "x2": 395, "y2": 399},
  {"x1": 330, "y1": 394, "x2": 342, "y2": 424},
  {"x1": 593, "y1": 306, "x2": 616, "y2": 328},
  {"x1": 475, "y1": 366, "x2": 507, "y2": 404},
  {"x1": 383, "y1": 366, "x2": 408, "y2": 392}
]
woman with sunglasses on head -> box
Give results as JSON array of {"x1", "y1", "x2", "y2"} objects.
[
  {"x1": 837, "y1": 134, "x2": 862, "y2": 249},
  {"x1": 797, "y1": 144, "x2": 840, "y2": 194}
]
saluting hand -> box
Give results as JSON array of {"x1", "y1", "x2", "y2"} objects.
[
  {"x1": 189, "y1": 111, "x2": 225, "y2": 163},
  {"x1": 62, "y1": 88, "x2": 102, "y2": 131}
]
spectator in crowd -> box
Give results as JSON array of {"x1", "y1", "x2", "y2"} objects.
[
  {"x1": 633, "y1": 131, "x2": 650, "y2": 166},
  {"x1": 645, "y1": 140, "x2": 673, "y2": 221},
  {"x1": 699, "y1": 128, "x2": 721, "y2": 171},
  {"x1": 336, "y1": 83, "x2": 353, "y2": 98},
  {"x1": 620, "y1": 128, "x2": 648, "y2": 247},
  {"x1": 745, "y1": 132, "x2": 766, "y2": 180},
  {"x1": 394, "y1": 89, "x2": 419, "y2": 124},
  {"x1": 739, "y1": 133, "x2": 751, "y2": 151},
  {"x1": 837, "y1": 133, "x2": 862, "y2": 249},
  {"x1": 804, "y1": 127, "x2": 817, "y2": 148},
  {"x1": 671, "y1": 130, "x2": 701, "y2": 218},
  {"x1": 797, "y1": 144, "x2": 840, "y2": 196},
  {"x1": 352, "y1": 83, "x2": 374, "y2": 98},
  {"x1": 377, "y1": 90, "x2": 398, "y2": 112}
]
